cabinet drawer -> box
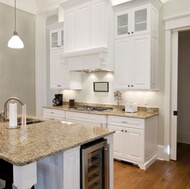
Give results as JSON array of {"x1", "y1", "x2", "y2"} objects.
[
  {"x1": 66, "y1": 111, "x2": 107, "y2": 124},
  {"x1": 43, "y1": 108, "x2": 65, "y2": 117},
  {"x1": 108, "y1": 116, "x2": 144, "y2": 129}
]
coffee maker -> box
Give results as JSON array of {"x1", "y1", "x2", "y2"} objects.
[{"x1": 52, "y1": 94, "x2": 63, "y2": 106}]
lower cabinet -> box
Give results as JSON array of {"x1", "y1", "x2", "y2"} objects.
[
  {"x1": 43, "y1": 108, "x2": 66, "y2": 121},
  {"x1": 108, "y1": 115, "x2": 158, "y2": 170}
]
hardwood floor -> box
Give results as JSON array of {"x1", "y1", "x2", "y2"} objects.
[{"x1": 114, "y1": 143, "x2": 190, "y2": 189}]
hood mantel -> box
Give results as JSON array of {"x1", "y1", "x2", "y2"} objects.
[
  {"x1": 62, "y1": 47, "x2": 108, "y2": 58},
  {"x1": 60, "y1": 47, "x2": 112, "y2": 71}
]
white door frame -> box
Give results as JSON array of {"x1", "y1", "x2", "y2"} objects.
[{"x1": 164, "y1": 13, "x2": 190, "y2": 161}]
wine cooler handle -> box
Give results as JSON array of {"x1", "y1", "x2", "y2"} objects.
[{"x1": 104, "y1": 143, "x2": 110, "y2": 189}]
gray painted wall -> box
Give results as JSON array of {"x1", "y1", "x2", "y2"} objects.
[{"x1": 0, "y1": 3, "x2": 35, "y2": 115}]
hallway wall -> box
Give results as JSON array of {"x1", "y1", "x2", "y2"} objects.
[{"x1": 177, "y1": 30, "x2": 190, "y2": 144}]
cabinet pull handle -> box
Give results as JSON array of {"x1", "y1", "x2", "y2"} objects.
[
  {"x1": 50, "y1": 112, "x2": 54, "y2": 114},
  {"x1": 122, "y1": 121, "x2": 128, "y2": 124},
  {"x1": 57, "y1": 85, "x2": 61, "y2": 87}
]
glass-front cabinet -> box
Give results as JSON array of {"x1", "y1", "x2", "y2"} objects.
[
  {"x1": 50, "y1": 28, "x2": 64, "y2": 51},
  {"x1": 115, "y1": 5, "x2": 150, "y2": 39}
]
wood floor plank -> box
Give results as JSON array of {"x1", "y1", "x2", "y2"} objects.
[{"x1": 114, "y1": 143, "x2": 190, "y2": 189}]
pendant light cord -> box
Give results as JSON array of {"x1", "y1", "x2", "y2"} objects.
[{"x1": 14, "y1": 0, "x2": 16, "y2": 32}]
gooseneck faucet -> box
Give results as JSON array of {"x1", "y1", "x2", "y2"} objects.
[{"x1": 1, "y1": 97, "x2": 25, "y2": 122}]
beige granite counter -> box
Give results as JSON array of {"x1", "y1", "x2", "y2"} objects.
[
  {"x1": 44, "y1": 105, "x2": 159, "y2": 119},
  {"x1": 0, "y1": 120, "x2": 114, "y2": 166}
]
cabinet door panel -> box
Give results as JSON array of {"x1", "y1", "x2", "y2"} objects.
[
  {"x1": 126, "y1": 128, "x2": 144, "y2": 162},
  {"x1": 108, "y1": 125, "x2": 126, "y2": 159},
  {"x1": 91, "y1": 0, "x2": 107, "y2": 47},
  {"x1": 115, "y1": 38, "x2": 132, "y2": 89},
  {"x1": 76, "y1": 3, "x2": 91, "y2": 50},
  {"x1": 132, "y1": 35, "x2": 150, "y2": 89},
  {"x1": 64, "y1": 9, "x2": 76, "y2": 52}
]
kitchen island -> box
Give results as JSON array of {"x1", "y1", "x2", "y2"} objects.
[{"x1": 0, "y1": 120, "x2": 114, "y2": 189}]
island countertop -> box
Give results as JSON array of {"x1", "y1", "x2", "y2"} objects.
[{"x1": 0, "y1": 120, "x2": 114, "y2": 166}]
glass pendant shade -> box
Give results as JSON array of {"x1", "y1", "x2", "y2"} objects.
[
  {"x1": 8, "y1": 0, "x2": 24, "y2": 49},
  {"x1": 8, "y1": 31, "x2": 24, "y2": 49}
]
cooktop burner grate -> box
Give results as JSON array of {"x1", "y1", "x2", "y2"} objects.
[{"x1": 69, "y1": 106, "x2": 113, "y2": 111}]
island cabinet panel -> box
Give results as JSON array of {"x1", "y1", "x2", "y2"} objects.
[
  {"x1": 108, "y1": 115, "x2": 158, "y2": 170},
  {"x1": 66, "y1": 111, "x2": 107, "y2": 127},
  {"x1": 43, "y1": 108, "x2": 66, "y2": 121},
  {"x1": 35, "y1": 147, "x2": 80, "y2": 189}
]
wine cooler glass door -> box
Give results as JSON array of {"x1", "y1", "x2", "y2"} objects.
[{"x1": 81, "y1": 139, "x2": 109, "y2": 189}]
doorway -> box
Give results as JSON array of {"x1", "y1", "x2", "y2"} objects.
[{"x1": 177, "y1": 31, "x2": 190, "y2": 145}]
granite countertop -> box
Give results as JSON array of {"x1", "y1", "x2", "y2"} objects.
[
  {"x1": 0, "y1": 120, "x2": 114, "y2": 166},
  {"x1": 44, "y1": 105, "x2": 159, "y2": 119}
]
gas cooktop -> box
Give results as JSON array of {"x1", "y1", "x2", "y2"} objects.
[{"x1": 69, "y1": 105, "x2": 113, "y2": 112}]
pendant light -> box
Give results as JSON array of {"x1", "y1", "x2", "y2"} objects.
[{"x1": 8, "y1": 0, "x2": 24, "y2": 49}]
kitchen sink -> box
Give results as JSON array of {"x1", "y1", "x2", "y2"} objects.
[
  {"x1": 5, "y1": 117, "x2": 44, "y2": 125},
  {"x1": 18, "y1": 118, "x2": 44, "y2": 125}
]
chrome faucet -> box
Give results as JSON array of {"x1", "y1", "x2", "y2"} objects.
[{"x1": 0, "y1": 97, "x2": 25, "y2": 122}]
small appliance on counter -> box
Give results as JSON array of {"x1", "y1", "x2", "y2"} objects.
[
  {"x1": 69, "y1": 99, "x2": 75, "y2": 107},
  {"x1": 52, "y1": 94, "x2": 63, "y2": 106},
  {"x1": 125, "y1": 102, "x2": 137, "y2": 113}
]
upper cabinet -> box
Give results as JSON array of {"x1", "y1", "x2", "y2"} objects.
[
  {"x1": 115, "y1": 3, "x2": 158, "y2": 39},
  {"x1": 61, "y1": 0, "x2": 114, "y2": 71},
  {"x1": 49, "y1": 22, "x2": 64, "y2": 51},
  {"x1": 114, "y1": 0, "x2": 162, "y2": 90},
  {"x1": 48, "y1": 22, "x2": 82, "y2": 90}
]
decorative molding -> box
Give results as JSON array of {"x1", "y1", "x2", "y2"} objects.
[
  {"x1": 164, "y1": 13, "x2": 190, "y2": 30},
  {"x1": 62, "y1": 47, "x2": 108, "y2": 58},
  {"x1": 157, "y1": 145, "x2": 165, "y2": 160}
]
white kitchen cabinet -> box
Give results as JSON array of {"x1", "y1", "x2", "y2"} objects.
[
  {"x1": 115, "y1": 4, "x2": 158, "y2": 39},
  {"x1": 114, "y1": 0, "x2": 161, "y2": 90},
  {"x1": 66, "y1": 111, "x2": 107, "y2": 128},
  {"x1": 108, "y1": 115, "x2": 158, "y2": 170},
  {"x1": 62, "y1": 0, "x2": 110, "y2": 52},
  {"x1": 49, "y1": 22, "x2": 64, "y2": 51},
  {"x1": 43, "y1": 108, "x2": 66, "y2": 121},
  {"x1": 50, "y1": 51, "x2": 69, "y2": 89},
  {"x1": 50, "y1": 50, "x2": 82, "y2": 89},
  {"x1": 115, "y1": 34, "x2": 157, "y2": 90},
  {"x1": 61, "y1": 0, "x2": 114, "y2": 71}
]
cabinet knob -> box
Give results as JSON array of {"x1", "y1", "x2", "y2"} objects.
[
  {"x1": 128, "y1": 85, "x2": 130, "y2": 87},
  {"x1": 128, "y1": 32, "x2": 130, "y2": 34},
  {"x1": 125, "y1": 130, "x2": 127, "y2": 132},
  {"x1": 131, "y1": 85, "x2": 134, "y2": 87},
  {"x1": 131, "y1": 32, "x2": 134, "y2": 34},
  {"x1": 121, "y1": 130, "x2": 124, "y2": 132}
]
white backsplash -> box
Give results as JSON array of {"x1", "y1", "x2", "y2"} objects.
[{"x1": 60, "y1": 72, "x2": 160, "y2": 107}]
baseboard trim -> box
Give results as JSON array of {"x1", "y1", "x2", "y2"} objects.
[{"x1": 157, "y1": 145, "x2": 165, "y2": 160}]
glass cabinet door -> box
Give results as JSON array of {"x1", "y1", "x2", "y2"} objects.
[
  {"x1": 51, "y1": 31, "x2": 58, "y2": 49},
  {"x1": 117, "y1": 13, "x2": 129, "y2": 36},
  {"x1": 134, "y1": 8, "x2": 147, "y2": 33}
]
